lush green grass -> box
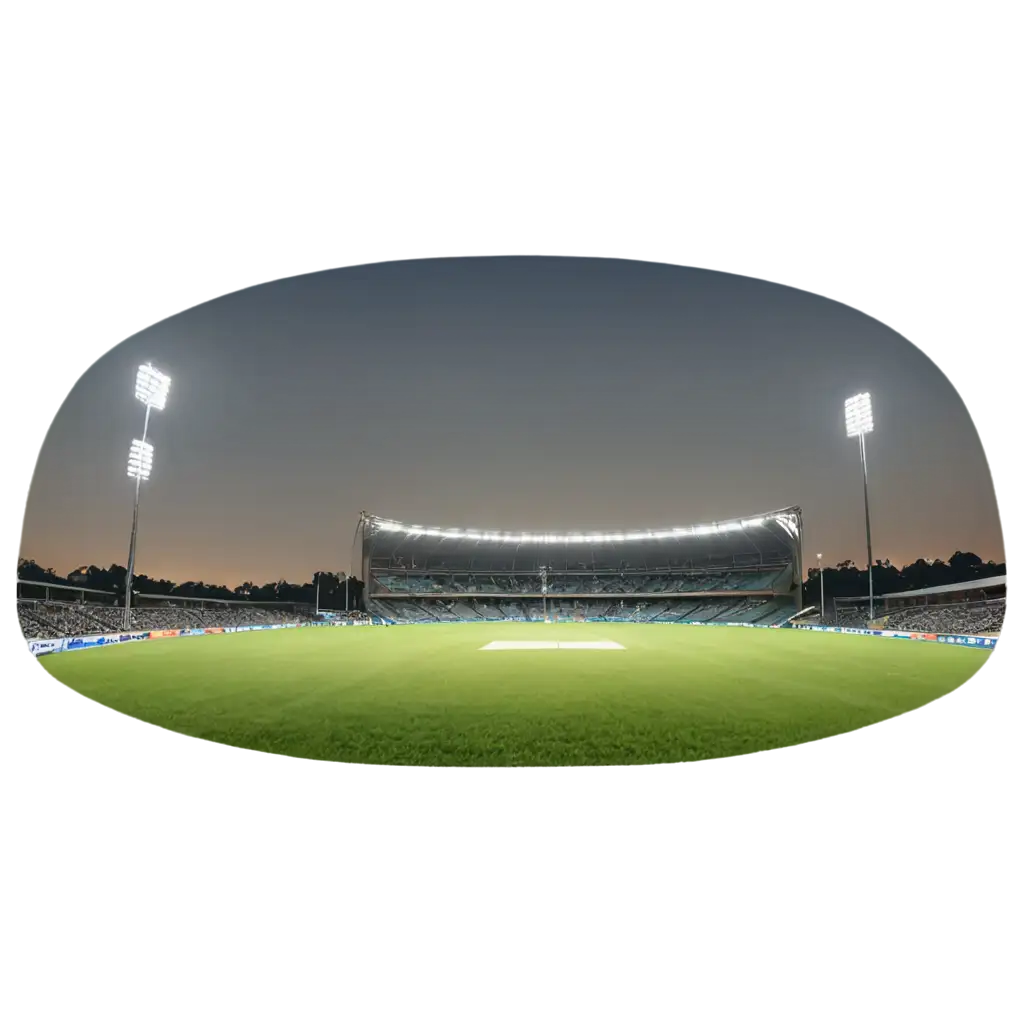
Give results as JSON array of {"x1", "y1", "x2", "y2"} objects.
[{"x1": 38, "y1": 623, "x2": 991, "y2": 766}]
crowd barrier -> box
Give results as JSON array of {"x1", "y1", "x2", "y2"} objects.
[{"x1": 26, "y1": 616, "x2": 998, "y2": 656}]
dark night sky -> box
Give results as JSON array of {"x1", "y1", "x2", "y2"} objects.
[{"x1": 20, "y1": 257, "x2": 1004, "y2": 588}]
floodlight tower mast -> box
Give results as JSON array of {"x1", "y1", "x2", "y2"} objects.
[
  {"x1": 539, "y1": 565, "x2": 550, "y2": 622},
  {"x1": 355, "y1": 512, "x2": 372, "y2": 614},
  {"x1": 844, "y1": 393, "x2": 875, "y2": 623},
  {"x1": 123, "y1": 364, "x2": 171, "y2": 630},
  {"x1": 817, "y1": 553, "x2": 825, "y2": 623}
]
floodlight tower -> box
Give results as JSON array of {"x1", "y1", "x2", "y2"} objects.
[
  {"x1": 539, "y1": 565, "x2": 550, "y2": 623},
  {"x1": 817, "y1": 553, "x2": 825, "y2": 623},
  {"x1": 123, "y1": 364, "x2": 172, "y2": 629},
  {"x1": 844, "y1": 392, "x2": 875, "y2": 622}
]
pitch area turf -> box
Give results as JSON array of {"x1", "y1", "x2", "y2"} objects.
[{"x1": 37, "y1": 623, "x2": 991, "y2": 766}]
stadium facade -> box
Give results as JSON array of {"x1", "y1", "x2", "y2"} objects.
[{"x1": 359, "y1": 508, "x2": 805, "y2": 625}]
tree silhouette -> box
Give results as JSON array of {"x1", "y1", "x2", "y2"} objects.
[
  {"x1": 17, "y1": 559, "x2": 65, "y2": 585},
  {"x1": 19, "y1": 548, "x2": 998, "y2": 617},
  {"x1": 802, "y1": 552, "x2": 1005, "y2": 609}
]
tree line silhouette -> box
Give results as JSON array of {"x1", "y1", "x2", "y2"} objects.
[
  {"x1": 18, "y1": 550, "x2": 1005, "y2": 613},
  {"x1": 16, "y1": 559, "x2": 365, "y2": 611},
  {"x1": 802, "y1": 551, "x2": 1005, "y2": 610}
]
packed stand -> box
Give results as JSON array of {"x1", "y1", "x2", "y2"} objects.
[
  {"x1": 372, "y1": 567, "x2": 792, "y2": 597},
  {"x1": 18, "y1": 600, "x2": 122, "y2": 639},
  {"x1": 884, "y1": 601, "x2": 1004, "y2": 635},
  {"x1": 18, "y1": 599, "x2": 316, "y2": 639},
  {"x1": 130, "y1": 604, "x2": 316, "y2": 631},
  {"x1": 834, "y1": 608, "x2": 870, "y2": 629},
  {"x1": 828, "y1": 600, "x2": 1004, "y2": 635},
  {"x1": 366, "y1": 595, "x2": 796, "y2": 625}
]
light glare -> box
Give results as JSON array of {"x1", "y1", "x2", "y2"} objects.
[
  {"x1": 126, "y1": 439, "x2": 154, "y2": 481},
  {"x1": 370, "y1": 510, "x2": 796, "y2": 544},
  {"x1": 844, "y1": 392, "x2": 873, "y2": 437},
  {"x1": 135, "y1": 363, "x2": 172, "y2": 410}
]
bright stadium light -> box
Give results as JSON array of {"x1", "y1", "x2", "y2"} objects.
[
  {"x1": 844, "y1": 392, "x2": 873, "y2": 438},
  {"x1": 845, "y1": 392, "x2": 876, "y2": 622},
  {"x1": 126, "y1": 439, "x2": 153, "y2": 480},
  {"x1": 135, "y1": 363, "x2": 172, "y2": 410},
  {"x1": 123, "y1": 363, "x2": 171, "y2": 629},
  {"x1": 367, "y1": 511, "x2": 800, "y2": 545}
]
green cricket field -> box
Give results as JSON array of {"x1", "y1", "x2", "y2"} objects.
[{"x1": 37, "y1": 622, "x2": 991, "y2": 766}]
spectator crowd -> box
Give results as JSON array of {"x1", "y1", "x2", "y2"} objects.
[
  {"x1": 368, "y1": 595, "x2": 795, "y2": 626},
  {"x1": 18, "y1": 600, "x2": 316, "y2": 640},
  {"x1": 830, "y1": 600, "x2": 1004, "y2": 634},
  {"x1": 373, "y1": 568, "x2": 791, "y2": 596}
]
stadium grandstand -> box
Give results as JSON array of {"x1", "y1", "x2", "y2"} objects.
[
  {"x1": 359, "y1": 507, "x2": 804, "y2": 625},
  {"x1": 833, "y1": 576, "x2": 1006, "y2": 635},
  {"x1": 16, "y1": 579, "x2": 318, "y2": 641}
]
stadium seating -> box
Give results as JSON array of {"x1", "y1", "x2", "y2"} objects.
[
  {"x1": 367, "y1": 510, "x2": 809, "y2": 623},
  {"x1": 364, "y1": 594, "x2": 801, "y2": 626},
  {"x1": 17, "y1": 599, "x2": 316, "y2": 639},
  {"x1": 368, "y1": 569, "x2": 794, "y2": 598},
  {"x1": 883, "y1": 601, "x2": 1004, "y2": 635},
  {"x1": 830, "y1": 599, "x2": 1004, "y2": 634}
]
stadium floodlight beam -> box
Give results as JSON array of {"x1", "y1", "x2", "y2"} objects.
[
  {"x1": 135, "y1": 363, "x2": 172, "y2": 411},
  {"x1": 123, "y1": 363, "x2": 172, "y2": 629},
  {"x1": 844, "y1": 392, "x2": 875, "y2": 622},
  {"x1": 127, "y1": 439, "x2": 154, "y2": 481}
]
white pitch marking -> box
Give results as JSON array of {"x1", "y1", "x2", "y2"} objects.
[
  {"x1": 478, "y1": 640, "x2": 626, "y2": 651},
  {"x1": 479, "y1": 641, "x2": 558, "y2": 650}
]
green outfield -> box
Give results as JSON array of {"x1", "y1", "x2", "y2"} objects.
[{"x1": 37, "y1": 623, "x2": 991, "y2": 766}]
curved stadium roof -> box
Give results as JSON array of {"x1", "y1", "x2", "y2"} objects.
[{"x1": 362, "y1": 508, "x2": 803, "y2": 571}]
